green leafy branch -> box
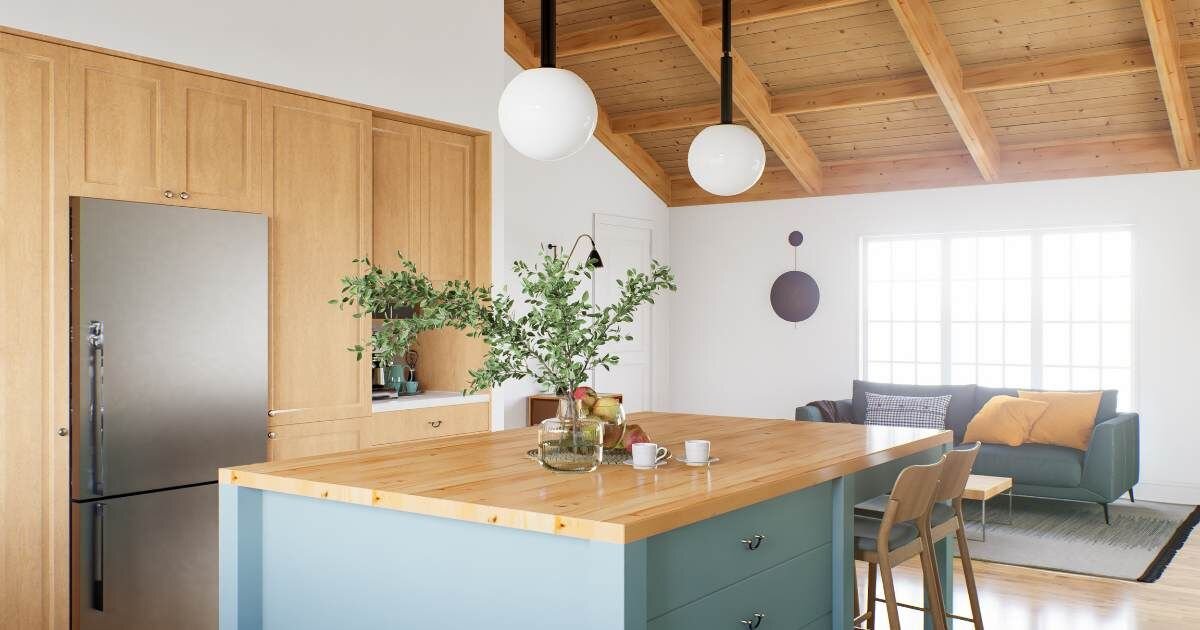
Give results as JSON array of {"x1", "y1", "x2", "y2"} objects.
[{"x1": 333, "y1": 250, "x2": 676, "y2": 395}]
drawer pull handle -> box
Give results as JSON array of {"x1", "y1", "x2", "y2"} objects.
[
  {"x1": 429, "y1": 420, "x2": 442, "y2": 428},
  {"x1": 740, "y1": 534, "x2": 766, "y2": 550},
  {"x1": 740, "y1": 613, "x2": 765, "y2": 628}
]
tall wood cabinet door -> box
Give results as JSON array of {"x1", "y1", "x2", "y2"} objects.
[
  {"x1": 263, "y1": 90, "x2": 372, "y2": 425},
  {"x1": 68, "y1": 49, "x2": 174, "y2": 203},
  {"x1": 0, "y1": 33, "x2": 70, "y2": 630},
  {"x1": 421, "y1": 127, "x2": 475, "y2": 285},
  {"x1": 372, "y1": 118, "x2": 423, "y2": 270},
  {"x1": 169, "y1": 71, "x2": 262, "y2": 212}
]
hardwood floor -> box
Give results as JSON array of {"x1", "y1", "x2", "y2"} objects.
[{"x1": 863, "y1": 531, "x2": 1200, "y2": 629}]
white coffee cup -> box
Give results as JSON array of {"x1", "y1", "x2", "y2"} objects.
[
  {"x1": 631, "y1": 442, "x2": 668, "y2": 469},
  {"x1": 684, "y1": 439, "x2": 711, "y2": 463}
]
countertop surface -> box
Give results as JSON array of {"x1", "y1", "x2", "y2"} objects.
[
  {"x1": 220, "y1": 412, "x2": 951, "y2": 543},
  {"x1": 371, "y1": 390, "x2": 489, "y2": 413}
]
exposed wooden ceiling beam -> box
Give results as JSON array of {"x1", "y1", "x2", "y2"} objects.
[
  {"x1": 503, "y1": 13, "x2": 673, "y2": 204},
  {"x1": 612, "y1": 42, "x2": 1180, "y2": 134},
  {"x1": 554, "y1": 0, "x2": 868, "y2": 58},
  {"x1": 670, "y1": 133, "x2": 1180, "y2": 206},
  {"x1": 557, "y1": 16, "x2": 676, "y2": 58},
  {"x1": 887, "y1": 0, "x2": 1001, "y2": 181},
  {"x1": 649, "y1": 0, "x2": 823, "y2": 193},
  {"x1": 1140, "y1": 0, "x2": 1199, "y2": 168}
]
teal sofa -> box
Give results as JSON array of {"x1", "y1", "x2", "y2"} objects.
[{"x1": 795, "y1": 380, "x2": 1140, "y2": 524}]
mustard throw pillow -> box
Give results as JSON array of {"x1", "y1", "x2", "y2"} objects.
[
  {"x1": 1020, "y1": 390, "x2": 1103, "y2": 451},
  {"x1": 963, "y1": 395, "x2": 1048, "y2": 447}
]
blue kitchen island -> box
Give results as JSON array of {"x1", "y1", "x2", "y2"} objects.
[{"x1": 219, "y1": 412, "x2": 952, "y2": 630}]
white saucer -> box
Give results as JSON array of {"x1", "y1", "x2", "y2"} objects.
[{"x1": 672, "y1": 455, "x2": 719, "y2": 466}]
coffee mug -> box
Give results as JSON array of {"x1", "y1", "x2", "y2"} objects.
[
  {"x1": 684, "y1": 439, "x2": 711, "y2": 463},
  {"x1": 631, "y1": 442, "x2": 668, "y2": 469}
]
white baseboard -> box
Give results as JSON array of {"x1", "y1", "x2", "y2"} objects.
[{"x1": 1134, "y1": 481, "x2": 1200, "y2": 505}]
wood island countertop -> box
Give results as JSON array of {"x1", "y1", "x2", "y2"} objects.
[{"x1": 219, "y1": 412, "x2": 951, "y2": 543}]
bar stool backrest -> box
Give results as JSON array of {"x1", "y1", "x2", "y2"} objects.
[
  {"x1": 883, "y1": 456, "x2": 948, "y2": 527},
  {"x1": 934, "y1": 442, "x2": 981, "y2": 503}
]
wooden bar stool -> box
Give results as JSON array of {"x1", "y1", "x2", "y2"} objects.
[
  {"x1": 856, "y1": 444, "x2": 986, "y2": 630},
  {"x1": 924, "y1": 443, "x2": 985, "y2": 630},
  {"x1": 852, "y1": 456, "x2": 949, "y2": 630}
]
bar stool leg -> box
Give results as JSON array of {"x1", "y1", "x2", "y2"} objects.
[
  {"x1": 954, "y1": 510, "x2": 985, "y2": 630},
  {"x1": 877, "y1": 555, "x2": 903, "y2": 630},
  {"x1": 916, "y1": 537, "x2": 949, "y2": 630},
  {"x1": 866, "y1": 562, "x2": 878, "y2": 630}
]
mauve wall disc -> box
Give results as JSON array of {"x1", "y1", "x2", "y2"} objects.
[{"x1": 771, "y1": 270, "x2": 820, "y2": 322}]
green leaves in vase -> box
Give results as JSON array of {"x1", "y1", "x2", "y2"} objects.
[{"x1": 332, "y1": 250, "x2": 676, "y2": 396}]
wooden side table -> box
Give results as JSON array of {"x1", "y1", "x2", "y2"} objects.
[
  {"x1": 963, "y1": 474, "x2": 1013, "y2": 542},
  {"x1": 527, "y1": 393, "x2": 624, "y2": 427}
]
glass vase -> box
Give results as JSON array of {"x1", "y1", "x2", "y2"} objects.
[{"x1": 536, "y1": 397, "x2": 603, "y2": 473}]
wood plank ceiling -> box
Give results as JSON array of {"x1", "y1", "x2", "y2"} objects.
[{"x1": 503, "y1": 0, "x2": 1200, "y2": 206}]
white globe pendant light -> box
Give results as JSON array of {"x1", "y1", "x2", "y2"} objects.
[
  {"x1": 687, "y1": 0, "x2": 765, "y2": 196},
  {"x1": 499, "y1": 0, "x2": 597, "y2": 161}
]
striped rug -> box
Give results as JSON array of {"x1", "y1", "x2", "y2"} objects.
[{"x1": 955, "y1": 495, "x2": 1200, "y2": 582}]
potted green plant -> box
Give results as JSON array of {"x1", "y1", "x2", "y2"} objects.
[{"x1": 333, "y1": 250, "x2": 676, "y2": 471}]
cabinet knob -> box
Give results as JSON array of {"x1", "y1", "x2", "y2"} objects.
[
  {"x1": 429, "y1": 420, "x2": 442, "y2": 428},
  {"x1": 267, "y1": 431, "x2": 277, "y2": 439},
  {"x1": 179, "y1": 191, "x2": 190, "y2": 200},
  {"x1": 163, "y1": 190, "x2": 174, "y2": 199},
  {"x1": 57, "y1": 427, "x2": 69, "y2": 437},
  {"x1": 740, "y1": 534, "x2": 766, "y2": 550}
]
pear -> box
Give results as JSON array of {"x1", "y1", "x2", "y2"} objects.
[{"x1": 592, "y1": 397, "x2": 621, "y2": 421}]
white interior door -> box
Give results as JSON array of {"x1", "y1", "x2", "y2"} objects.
[{"x1": 592, "y1": 214, "x2": 654, "y2": 412}]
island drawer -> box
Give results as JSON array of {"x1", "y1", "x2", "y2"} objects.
[
  {"x1": 647, "y1": 543, "x2": 833, "y2": 630},
  {"x1": 646, "y1": 483, "x2": 832, "y2": 619},
  {"x1": 366, "y1": 403, "x2": 489, "y2": 445}
]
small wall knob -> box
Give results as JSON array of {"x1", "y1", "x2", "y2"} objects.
[
  {"x1": 267, "y1": 431, "x2": 277, "y2": 439},
  {"x1": 58, "y1": 427, "x2": 69, "y2": 437},
  {"x1": 163, "y1": 190, "x2": 174, "y2": 199},
  {"x1": 179, "y1": 191, "x2": 190, "y2": 200}
]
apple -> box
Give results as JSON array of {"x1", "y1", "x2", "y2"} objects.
[{"x1": 622, "y1": 424, "x2": 650, "y2": 450}]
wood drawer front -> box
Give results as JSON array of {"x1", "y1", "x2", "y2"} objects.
[
  {"x1": 368, "y1": 403, "x2": 489, "y2": 445},
  {"x1": 647, "y1": 544, "x2": 833, "y2": 630},
  {"x1": 646, "y1": 483, "x2": 832, "y2": 619}
]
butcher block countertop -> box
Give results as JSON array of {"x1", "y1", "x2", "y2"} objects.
[{"x1": 219, "y1": 412, "x2": 951, "y2": 543}]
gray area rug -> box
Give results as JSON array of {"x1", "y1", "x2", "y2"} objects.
[{"x1": 954, "y1": 495, "x2": 1199, "y2": 581}]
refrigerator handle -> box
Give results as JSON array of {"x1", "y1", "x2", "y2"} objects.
[
  {"x1": 92, "y1": 502, "x2": 105, "y2": 611},
  {"x1": 88, "y1": 320, "x2": 106, "y2": 496}
]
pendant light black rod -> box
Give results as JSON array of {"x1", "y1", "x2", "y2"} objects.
[
  {"x1": 541, "y1": 0, "x2": 556, "y2": 68},
  {"x1": 720, "y1": 0, "x2": 733, "y2": 124}
]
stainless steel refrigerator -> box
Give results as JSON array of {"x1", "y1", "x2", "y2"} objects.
[{"x1": 70, "y1": 198, "x2": 267, "y2": 630}]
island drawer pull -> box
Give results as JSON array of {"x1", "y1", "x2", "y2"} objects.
[
  {"x1": 739, "y1": 612, "x2": 765, "y2": 628},
  {"x1": 429, "y1": 420, "x2": 442, "y2": 428},
  {"x1": 740, "y1": 534, "x2": 766, "y2": 550},
  {"x1": 268, "y1": 408, "x2": 303, "y2": 417}
]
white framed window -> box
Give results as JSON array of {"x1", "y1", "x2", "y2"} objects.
[{"x1": 860, "y1": 227, "x2": 1134, "y2": 408}]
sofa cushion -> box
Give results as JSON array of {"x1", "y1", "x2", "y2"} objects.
[
  {"x1": 974, "y1": 386, "x2": 1117, "y2": 424},
  {"x1": 853, "y1": 381, "x2": 977, "y2": 441},
  {"x1": 974, "y1": 443, "x2": 1084, "y2": 488},
  {"x1": 864, "y1": 392, "x2": 952, "y2": 430},
  {"x1": 963, "y1": 395, "x2": 1048, "y2": 447},
  {"x1": 1021, "y1": 390, "x2": 1104, "y2": 450}
]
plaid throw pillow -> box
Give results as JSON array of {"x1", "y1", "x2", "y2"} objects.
[{"x1": 864, "y1": 392, "x2": 952, "y2": 430}]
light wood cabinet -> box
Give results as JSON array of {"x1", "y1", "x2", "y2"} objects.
[
  {"x1": 373, "y1": 119, "x2": 487, "y2": 392},
  {"x1": 0, "y1": 32, "x2": 70, "y2": 630},
  {"x1": 265, "y1": 89, "x2": 372, "y2": 426},
  {"x1": 366, "y1": 403, "x2": 489, "y2": 446},
  {"x1": 169, "y1": 71, "x2": 261, "y2": 212},
  {"x1": 372, "y1": 119, "x2": 477, "y2": 283},
  {"x1": 68, "y1": 49, "x2": 262, "y2": 212},
  {"x1": 267, "y1": 418, "x2": 364, "y2": 461}
]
